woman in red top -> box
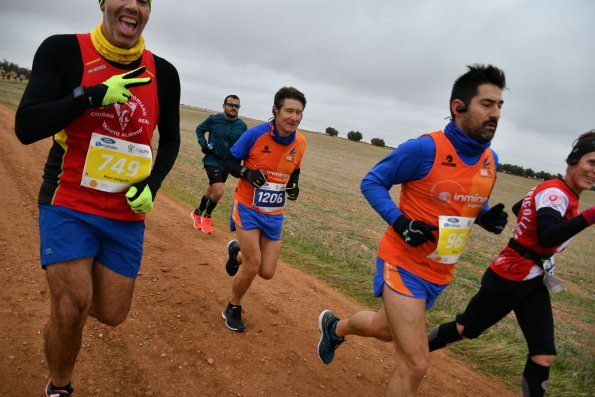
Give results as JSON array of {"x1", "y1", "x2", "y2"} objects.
[{"x1": 428, "y1": 130, "x2": 595, "y2": 397}]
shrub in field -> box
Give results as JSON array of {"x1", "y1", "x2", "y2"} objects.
[
  {"x1": 325, "y1": 127, "x2": 339, "y2": 137},
  {"x1": 347, "y1": 130, "x2": 363, "y2": 142},
  {"x1": 371, "y1": 138, "x2": 385, "y2": 147}
]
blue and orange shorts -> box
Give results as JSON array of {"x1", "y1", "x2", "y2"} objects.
[
  {"x1": 229, "y1": 200, "x2": 284, "y2": 240},
  {"x1": 38, "y1": 204, "x2": 145, "y2": 278},
  {"x1": 373, "y1": 257, "x2": 449, "y2": 309}
]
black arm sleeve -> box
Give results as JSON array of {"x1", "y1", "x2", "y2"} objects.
[
  {"x1": 511, "y1": 199, "x2": 523, "y2": 217},
  {"x1": 143, "y1": 55, "x2": 181, "y2": 195},
  {"x1": 15, "y1": 35, "x2": 88, "y2": 144},
  {"x1": 223, "y1": 154, "x2": 243, "y2": 178},
  {"x1": 536, "y1": 207, "x2": 589, "y2": 247},
  {"x1": 288, "y1": 168, "x2": 300, "y2": 186}
]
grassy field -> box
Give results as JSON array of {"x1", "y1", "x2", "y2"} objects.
[{"x1": 4, "y1": 80, "x2": 594, "y2": 396}]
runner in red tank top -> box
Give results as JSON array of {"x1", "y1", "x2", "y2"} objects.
[{"x1": 14, "y1": 1, "x2": 180, "y2": 395}]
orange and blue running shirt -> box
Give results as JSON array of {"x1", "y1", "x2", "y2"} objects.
[
  {"x1": 50, "y1": 33, "x2": 158, "y2": 221},
  {"x1": 362, "y1": 121, "x2": 498, "y2": 285},
  {"x1": 490, "y1": 178, "x2": 579, "y2": 281},
  {"x1": 230, "y1": 121, "x2": 306, "y2": 215}
]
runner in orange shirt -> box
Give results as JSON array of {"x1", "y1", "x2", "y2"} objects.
[
  {"x1": 317, "y1": 64, "x2": 508, "y2": 396},
  {"x1": 220, "y1": 87, "x2": 307, "y2": 332}
]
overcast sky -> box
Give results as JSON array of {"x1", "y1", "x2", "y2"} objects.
[{"x1": 2, "y1": 0, "x2": 594, "y2": 174}]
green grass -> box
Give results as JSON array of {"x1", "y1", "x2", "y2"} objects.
[
  {"x1": 4, "y1": 80, "x2": 594, "y2": 396},
  {"x1": 0, "y1": 79, "x2": 27, "y2": 110}
]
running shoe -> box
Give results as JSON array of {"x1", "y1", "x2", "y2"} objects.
[
  {"x1": 191, "y1": 210, "x2": 202, "y2": 230},
  {"x1": 225, "y1": 240, "x2": 241, "y2": 276},
  {"x1": 201, "y1": 216, "x2": 213, "y2": 234},
  {"x1": 43, "y1": 381, "x2": 74, "y2": 397},
  {"x1": 221, "y1": 302, "x2": 245, "y2": 332},
  {"x1": 317, "y1": 309, "x2": 345, "y2": 365}
]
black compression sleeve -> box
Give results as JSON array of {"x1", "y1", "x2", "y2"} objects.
[
  {"x1": 15, "y1": 35, "x2": 88, "y2": 144},
  {"x1": 537, "y1": 208, "x2": 589, "y2": 247},
  {"x1": 223, "y1": 155, "x2": 243, "y2": 178},
  {"x1": 144, "y1": 55, "x2": 181, "y2": 194},
  {"x1": 288, "y1": 168, "x2": 300, "y2": 186},
  {"x1": 512, "y1": 199, "x2": 523, "y2": 217}
]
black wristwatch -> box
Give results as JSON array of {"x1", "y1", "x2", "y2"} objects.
[
  {"x1": 240, "y1": 166, "x2": 248, "y2": 178},
  {"x1": 72, "y1": 86, "x2": 88, "y2": 107}
]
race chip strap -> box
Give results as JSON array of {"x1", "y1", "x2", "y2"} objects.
[
  {"x1": 427, "y1": 216, "x2": 475, "y2": 264},
  {"x1": 81, "y1": 133, "x2": 152, "y2": 193}
]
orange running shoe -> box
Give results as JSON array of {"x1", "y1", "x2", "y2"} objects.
[
  {"x1": 201, "y1": 216, "x2": 213, "y2": 234},
  {"x1": 191, "y1": 210, "x2": 202, "y2": 230}
]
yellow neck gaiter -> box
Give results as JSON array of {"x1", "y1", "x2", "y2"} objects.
[{"x1": 90, "y1": 23, "x2": 145, "y2": 64}]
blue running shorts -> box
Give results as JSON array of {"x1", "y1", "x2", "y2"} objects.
[
  {"x1": 38, "y1": 204, "x2": 145, "y2": 278},
  {"x1": 229, "y1": 200, "x2": 284, "y2": 241},
  {"x1": 373, "y1": 257, "x2": 448, "y2": 309}
]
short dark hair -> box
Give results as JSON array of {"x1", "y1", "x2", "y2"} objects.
[
  {"x1": 273, "y1": 87, "x2": 306, "y2": 112},
  {"x1": 450, "y1": 64, "x2": 506, "y2": 117},
  {"x1": 566, "y1": 130, "x2": 595, "y2": 165},
  {"x1": 224, "y1": 94, "x2": 240, "y2": 105}
]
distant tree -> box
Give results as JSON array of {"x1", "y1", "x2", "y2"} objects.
[
  {"x1": 524, "y1": 168, "x2": 535, "y2": 178},
  {"x1": 325, "y1": 127, "x2": 339, "y2": 137},
  {"x1": 347, "y1": 130, "x2": 363, "y2": 142},
  {"x1": 371, "y1": 138, "x2": 385, "y2": 147}
]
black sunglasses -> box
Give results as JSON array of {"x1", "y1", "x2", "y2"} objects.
[{"x1": 226, "y1": 103, "x2": 241, "y2": 109}]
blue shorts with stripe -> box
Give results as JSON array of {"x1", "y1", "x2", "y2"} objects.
[
  {"x1": 373, "y1": 257, "x2": 449, "y2": 309},
  {"x1": 38, "y1": 204, "x2": 145, "y2": 278},
  {"x1": 229, "y1": 200, "x2": 284, "y2": 240}
]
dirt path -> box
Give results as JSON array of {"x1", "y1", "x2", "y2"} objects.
[{"x1": 0, "y1": 103, "x2": 517, "y2": 396}]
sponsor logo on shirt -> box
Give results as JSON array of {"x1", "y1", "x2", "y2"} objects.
[
  {"x1": 261, "y1": 145, "x2": 271, "y2": 153},
  {"x1": 430, "y1": 180, "x2": 487, "y2": 208},
  {"x1": 480, "y1": 158, "x2": 493, "y2": 178},
  {"x1": 286, "y1": 147, "x2": 297, "y2": 162},
  {"x1": 543, "y1": 193, "x2": 562, "y2": 206},
  {"x1": 441, "y1": 154, "x2": 457, "y2": 167}
]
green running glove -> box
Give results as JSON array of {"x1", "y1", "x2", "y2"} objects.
[
  {"x1": 125, "y1": 183, "x2": 154, "y2": 214},
  {"x1": 100, "y1": 66, "x2": 151, "y2": 107}
]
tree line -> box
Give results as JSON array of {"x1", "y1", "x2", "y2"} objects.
[
  {"x1": 1, "y1": 59, "x2": 31, "y2": 80},
  {"x1": 325, "y1": 127, "x2": 386, "y2": 147}
]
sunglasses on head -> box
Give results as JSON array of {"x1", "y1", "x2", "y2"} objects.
[{"x1": 226, "y1": 103, "x2": 241, "y2": 109}]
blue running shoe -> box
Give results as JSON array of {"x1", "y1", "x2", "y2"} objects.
[
  {"x1": 222, "y1": 302, "x2": 245, "y2": 332},
  {"x1": 317, "y1": 309, "x2": 345, "y2": 364}
]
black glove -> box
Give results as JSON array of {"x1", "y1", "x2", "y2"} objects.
[
  {"x1": 242, "y1": 167, "x2": 266, "y2": 188},
  {"x1": 286, "y1": 182, "x2": 299, "y2": 201},
  {"x1": 392, "y1": 215, "x2": 438, "y2": 247},
  {"x1": 201, "y1": 143, "x2": 214, "y2": 155},
  {"x1": 476, "y1": 203, "x2": 508, "y2": 234}
]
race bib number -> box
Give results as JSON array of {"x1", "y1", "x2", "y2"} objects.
[
  {"x1": 253, "y1": 182, "x2": 286, "y2": 212},
  {"x1": 427, "y1": 216, "x2": 475, "y2": 264},
  {"x1": 81, "y1": 133, "x2": 152, "y2": 193}
]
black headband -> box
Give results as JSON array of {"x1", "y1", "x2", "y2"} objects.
[{"x1": 566, "y1": 138, "x2": 595, "y2": 164}]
